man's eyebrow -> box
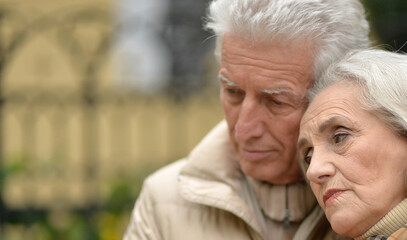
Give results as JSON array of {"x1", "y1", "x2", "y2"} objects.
[
  {"x1": 219, "y1": 75, "x2": 299, "y2": 98},
  {"x1": 261, "y1": 88, "x2": 298, "y2": 96},
  {"x1": 219, "y1": 74, "x2": 238, "y2": 87}
]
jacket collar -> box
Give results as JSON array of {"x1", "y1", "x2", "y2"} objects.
[{"x1": 178, "y1": 120, "x2": 316, "y2": 235}]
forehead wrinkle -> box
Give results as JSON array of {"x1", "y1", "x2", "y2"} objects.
[
  {"x1": 222, "y1": 49, "x2": 312, "y2": 75},
  {"x1": 278, "y1": 70, "x2": 313, "y2": 85},
  {"x1": 224, "y1": 54, "x2": 311, "y2": 75},
  {"x1": 304, "y1": 96, "x2": 357, "y2": 123}
]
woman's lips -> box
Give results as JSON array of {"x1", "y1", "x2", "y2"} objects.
[{"x1": 323, "y1": 189, "x2": 345, "y2": 207}]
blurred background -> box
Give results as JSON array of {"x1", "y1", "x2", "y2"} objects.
[{"x1": 0, "y1": 0, "x2": 406, "y2": 239}]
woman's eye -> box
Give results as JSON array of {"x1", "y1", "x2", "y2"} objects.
[
  {"x1": 303, "y1": 148, "x2": 313, "y2": 165},
  {"x1": 304, "y1": 156, "x2": 311, "y2": 165},
  {"x1": 333, "y1": 133, "x2": 348, "y2": 144}
]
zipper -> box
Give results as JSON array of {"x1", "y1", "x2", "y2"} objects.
[{"x1": 284, "y1": 184, "x2": 291, "y2": 229}]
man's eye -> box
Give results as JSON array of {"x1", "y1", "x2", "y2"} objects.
[
  {"x1": 223, "y1": 87, "x2": 244, "y2": 103},
  {"x1": 225, "y1": 88, "x2": 243, "y2": 97},
  {"x1": 265, "y1": 96, "x2": 285, "y2": 106},
  {"x1": 273, "y1": 99, "x2": 283, "y2": 105},
  {"x1": 264, "y1": 96, "x2": 296, "y2": 115},
  {"x1": 227, "y1": 88, "x2": 238, "y2": 94}
]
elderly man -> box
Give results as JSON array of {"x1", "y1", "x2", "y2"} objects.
[{"x1": 124, "y1": 0, "x2": 370, "y2": 239}]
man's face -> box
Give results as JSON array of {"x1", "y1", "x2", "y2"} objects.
[{"x1": 219, "y1": 34, "x2": 313, "y2": 184}]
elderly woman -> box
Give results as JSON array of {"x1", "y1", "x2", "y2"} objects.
[{"x1": 297, "y1": 49, "x2": 407, "y2": 240}]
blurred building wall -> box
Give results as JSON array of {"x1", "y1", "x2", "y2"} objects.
[{"x1": 0, "y1": 0, "x2": 221, "y2": 238}]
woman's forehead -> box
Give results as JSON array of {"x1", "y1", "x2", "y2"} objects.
[{"x1": 300, "y1": 83, "x2": 361, "y2": 132}]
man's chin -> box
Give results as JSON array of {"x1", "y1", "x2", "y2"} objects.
[
  {"x1": 240, "y1": 161, "x2": 303, "y2": 184},
  {"x1": 239, "y1": 161, "x2": 278, "y2": 182}
]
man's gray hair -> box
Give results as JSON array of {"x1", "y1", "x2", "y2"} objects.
[
  {"x1": 310, "y1": 49, "x2": 407, "y2": 136},
  {"x1": 205, "y1": 0, "x2": 370, "y2": 82}
]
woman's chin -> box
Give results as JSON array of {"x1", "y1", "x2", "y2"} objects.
[{"x1": 330, "y1": 218, "x2": 364, "y2": 238}]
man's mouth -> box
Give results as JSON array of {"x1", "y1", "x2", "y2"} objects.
[{"x1": 240, "y1": 148, "x2": 273, "y2": 162}]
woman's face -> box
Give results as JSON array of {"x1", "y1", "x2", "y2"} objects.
[{"x1": 298, "y1": 82, "x2": 407, "y2": 237}]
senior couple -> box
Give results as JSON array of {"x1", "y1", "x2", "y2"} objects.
[{"x1": 124, "y1": 0, "x2": 407, "y2": 239}]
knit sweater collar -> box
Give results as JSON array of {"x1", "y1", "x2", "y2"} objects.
[
  {"x1": 246, "y1": 177, "x2": 316, "y2": 222},
  {"x1": 355, "y1": 198, "x2": 407, "y2": 240}
]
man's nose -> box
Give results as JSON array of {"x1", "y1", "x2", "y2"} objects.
[
  {"x1": 306, "y1": 149, "x2": 335, "y2": 184},
  {"x1": 234, "y1": 97, "x2": 265, "y2": 142}
]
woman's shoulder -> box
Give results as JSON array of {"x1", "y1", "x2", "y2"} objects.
[{"x1": 384, "y1": 225, "x2": 407, "y2": 240}]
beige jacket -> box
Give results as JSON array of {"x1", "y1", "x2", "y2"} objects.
[{"x1": 124, "y1": 121, "x2": 342, "y2": 240}]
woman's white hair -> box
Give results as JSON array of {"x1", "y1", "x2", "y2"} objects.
[
  {"x1": 310, "y1": 49, "x2": 407, "y2": 136},
  {"x1": 205, "y1": 0, "x2": 370, "y2": 81}
]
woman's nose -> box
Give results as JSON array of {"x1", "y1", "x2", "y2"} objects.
[{"x1": 306, "y1": 149, "x2": 336, "y2": 184}]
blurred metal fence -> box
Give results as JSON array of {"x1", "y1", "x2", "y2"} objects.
[{"x1": 0, "y1": 3, "x2": 222, "y2": 239}]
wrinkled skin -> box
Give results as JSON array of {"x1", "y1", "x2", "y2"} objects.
[
  {"x1": 298, "y1": 82, "x2": 407, "y2": 237},
  {"x1": 219, "y1": 34, "x2": 313, "y2": 184}
]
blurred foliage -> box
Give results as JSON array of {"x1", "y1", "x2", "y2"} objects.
[
  {"x1": 0, "y1": 154, "x2": 28, "y2": 192},
  {"x1": 1, "y1": 155, "x2": 159, "y2": 240},
  {"x1": 362, "y1": 0, "x2": 407, "y2": 51},
  {"x1": 363, "y1": 0, "x2": 407, "y2": 17}
]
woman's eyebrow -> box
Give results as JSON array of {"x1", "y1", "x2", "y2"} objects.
[
  {"x1": 298, "y1": 116, "x2": 349, "y2": 149},
  {"x1": 318, "y1": 116, "x2": 348, "y2": 133},
  {"x1": 298, "y1": 138, "x2": 308, "y2": 150}
]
